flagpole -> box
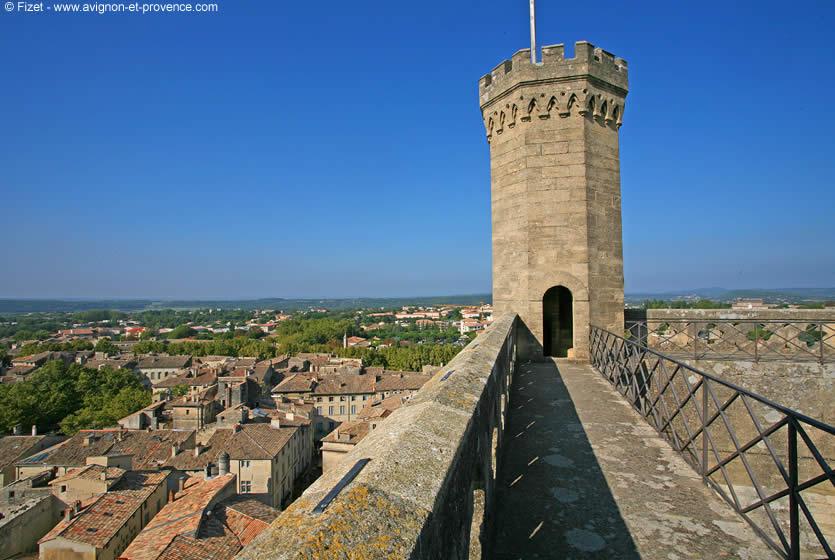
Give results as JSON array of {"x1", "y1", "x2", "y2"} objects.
[{"x1": 529, "y1": 0, "x2": 537, "y2": 64}]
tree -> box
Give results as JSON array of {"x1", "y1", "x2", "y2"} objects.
[
  {"x1": 167, "y1": 325, "x2": 196, "y2": 339},
  {"x1": 0, "y1": 361, "x2": 151, "y2": 436},
  {"x1": 95, "y1": 339, "x2": 118, "y2": 356},
  {"x1": 171, "y1": 384, "x2": 189, "y2": 397}
]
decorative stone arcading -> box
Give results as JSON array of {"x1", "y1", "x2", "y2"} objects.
[
  {"x1": 479, "y1": 41, "x2": 628, "y2": 142},
  {"x1": 482, "y1": 85, "x2": 624, "y2": 142}
]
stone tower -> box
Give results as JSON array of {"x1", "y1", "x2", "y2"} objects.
[{"x1": 479, "y1": 42, "x2": 628, "y2": 360}]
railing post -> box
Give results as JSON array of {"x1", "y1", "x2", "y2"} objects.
[
  {"x1": 788, "y1": 420, "x2": 799, "y2": 560},
  {"x1": 821, "y1": 323, "x2": 825, "y2": 365},
  {"x1": 702, "y1": 378, "x2": 709, "y2": 478},
  {"x1": 693, "y1": 321, "x2": 699, "y2": 361}
]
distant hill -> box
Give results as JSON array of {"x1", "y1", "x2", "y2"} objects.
[
  {"x1": 0, "y1": 294, "x2": 492, "y2": 314},
  {"x1": 624, "y1": 288, "x2": 835, "y2": 305},
  {"x1": 2, "y1": 288, "x2": 832, "y2": 314}
]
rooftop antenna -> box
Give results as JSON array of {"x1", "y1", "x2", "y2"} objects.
[{"x1": 529, "y1": 0, "x2": 537, "y2": 64}]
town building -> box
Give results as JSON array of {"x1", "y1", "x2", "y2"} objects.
[
  {"x1": 136, "y1": 356, "x2": 192, "y2": 384},
  {"x1": 320, "y1": 395, "x2": 406, "y2": 472},
  {"x1": 170, "y1": 387, "x2": 219, "y2": 431},
  {"x1": 117, "y1": 401, "x2": 166, "y2": 430},
  {"x1": 48, "y1": 463, "x2": 128, "y2": 505},
  {"x1": 16, "y1": 430, "x2": 195, "y2": 481},
  {"x1": 0, "y1": 472, "x2": 63, "y2": 559},
  {"x1": 38, "y1": 470, "x2": 169, "y2": 560},
  {"x1": 272, "y1": 370, "x2": 430, "y2": 436},
  {"x1": 164, "y1": 423, "x2": 312, "y2": 509},
  {"x1": 119, "y1": 475, "x2": 279, "y2": 560},
  {"x1": 0, "y1": 433, "x2": 65, "y2": 487}
]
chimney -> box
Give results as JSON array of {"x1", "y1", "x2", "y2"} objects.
[
  {"x1": 270, "y1": 418, "x2": 281, "y2": 429},
  {"x1": 13, "y1": 424, "x2": 22, "y2": 436},
  {"x1": 194, "y1": 444, "x2": 202, "y2": 457},
  {"x1": 100, "y1": 471, "x2": 107, "y2": 481},
  {"x1": 31, "y1": 425, "x2": 37, "y2": 436},
  {"x1": 177, "y1": 477, "x2": 185, "y2": 493},
  {"x1": 171, "y1": 444, "x2": 179, "y2": 458},
  {"x1": 232, "y1": 423, "x2": 242, "y2": 433},
  {"x1": 82, "y1": 435, "x2": 93, "y2": 447},
  {"x1": 73, "y1": 501, "x2": 81, "y2": 514},
  {"x1": 168, "y1": 489, "x2": 176, "y2": 503},
  {"x1": 64, "y1": 507, "x2": 74, "y2": 522},
  {"x1": 218, "y1": 452, "x2": 230, "y2": 476},
  {"x1": 204, "y1": 463, "x2": 213, "y2": 479}
]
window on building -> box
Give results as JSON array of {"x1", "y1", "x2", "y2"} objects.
[
  {"x1": 328, "y1": 396, "x2": 334, "y2": 402},
  {"x1": 328, "y1": 406, "x2": 334, "y2": 415},
  {"x1": 316, "y1": 406, "x2": 322, "y2": 414},
  {"x1": 60, "y1": 485, "x2": 67, "y2": 493},
  {"x1": 340, "y1": 405, "x2": 345, "y2": 415},
  {"x1": 241, "y1": 460, "x2": 250, "y2": 468},
  {"x1": 240, "y1": 481, "x2": 252, "y2": 493},
  {"x1": 351, "y1": 405, "x2": 356, "y2": 414}
]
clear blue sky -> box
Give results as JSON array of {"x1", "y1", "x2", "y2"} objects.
[{"x1": 1, "y1": 0, "x2": 833, "y2": 299}]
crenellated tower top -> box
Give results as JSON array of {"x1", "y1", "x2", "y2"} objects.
[
  {"x1": 479, "y1": 41, "x2": 628, "y2": 107},
  {"x1": 479, "y1": 41, "x2": 628, "y2": 143}
]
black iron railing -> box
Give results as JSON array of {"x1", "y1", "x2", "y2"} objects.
[
  {"x1": 590, "y1": 326, "x2": 835, "y2": 560},
  {"x1": 624, "y1": 319, "x2": 834, "y2": 363}
]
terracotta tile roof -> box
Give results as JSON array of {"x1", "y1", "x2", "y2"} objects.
[
  {"x1": 374, "y1": 372, "x2": 431, "y2": 392},
  {"x1": 40, "y1": 471, "x2": 168, "y2": 549},
  {"x1": 358, "y1": 395, "x2": 407, "y2": 419},
  {"x1": 313, "y1": 374, "x2": 375, "y2": 396},
  {"x1": 119, "y1": 481, "x2": 279, "y2": 560},
  {"x1": 165, "y1": 424, "x2": 297, "y2": 471},
  {"x1": 118, "y1": 474, "x2": 236, "y2": 560},
  {"x1": 220, "y1": 424, "x2": 296, "y2": 461},
  {"x1": 18, "y1": 429, "x2": 194, "y2": 470},
  {"x1": 156, "y1": 527, "x2": 239, "y2": 560},
  {"x1": 231, "y1": 358, "x2": 257, "y2": 368},
  {"x1": 0, "y1": 435, "x2": 48, "y2": 471},
  {"x1": 83, "y1": 358, "x2": 137, "y2": 371},
  {"x1": 137, "y1": 356, "x2": 192, "y2": 370},
  {"x1": 49, "y1": 464, "x2": 126, "y2": 485},
  {"x1": 220, "y1": 495, "x2": 280, "y2": 526},
  {"x1": 5, "y1": 364, "x2": 36, "y2": 376},
  {"x1": 321, "y1": 420, "x2": 370, "y2": 444},
  {"x1": 153, "y1": 370, "x2": 217, "y2": 389},
  {"x1": 271, "y1": 374, "x2": 315, "y2": 394},
  {"x1": 169, "y1": 385, "x2": 218, "y2": 407}
]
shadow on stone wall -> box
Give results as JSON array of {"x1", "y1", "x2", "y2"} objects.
[{"x1": 489, "y1": 358, "x2": 640, "y2": 558}]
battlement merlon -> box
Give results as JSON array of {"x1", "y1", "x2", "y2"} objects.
[{"x1": 479, "y1": 41, "x2": 628, "y2": 108}]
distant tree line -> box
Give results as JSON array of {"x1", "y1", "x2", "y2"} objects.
[{"x1": 642, "y1": 299, "x2": 730, "y2": 309}]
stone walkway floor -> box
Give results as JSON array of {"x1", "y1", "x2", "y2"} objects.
[{"x1": 489, "y1": 359, "x2": 776, "y2": 559}]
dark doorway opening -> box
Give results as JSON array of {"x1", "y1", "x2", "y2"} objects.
[{"x1": 543, "y1": 286, "x2": 573, "y2": 357}]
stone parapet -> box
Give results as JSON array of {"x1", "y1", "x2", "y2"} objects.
[
  {"x1": 236, "y1": 314, "x2": 519, "y2": 559},
  {"x1": 479, "y1": 42, "x2": 628, "y2": 107}
]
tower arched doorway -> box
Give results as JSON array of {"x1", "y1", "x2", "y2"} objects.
[{"x1": 543, "y1": 286, "x2": 573, "y2": 357}]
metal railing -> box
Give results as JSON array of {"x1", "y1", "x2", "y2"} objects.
[
  {"x1": 590, "y1": 326, "x2": 835, "y2": 560},
  {"x1": 624, "y1": 319, "x2": 835, "y2": 363}
]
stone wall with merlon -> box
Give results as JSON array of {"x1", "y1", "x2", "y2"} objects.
[{"x1": 236, "y1": 314, "x2": 520, "y2": 559}]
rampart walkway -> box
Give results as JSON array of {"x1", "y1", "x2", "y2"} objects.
[{"x1": 491, "y1": 359, "x2": 776, "y2": 559}]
